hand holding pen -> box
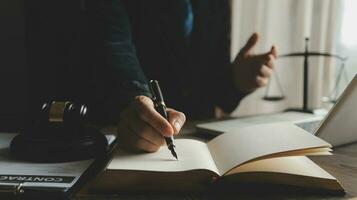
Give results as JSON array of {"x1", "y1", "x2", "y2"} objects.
[
  {"x1": 117, "y1": 82, "x2": 186, "y2": 155},
  {"x1": 149, "y1": 80, "x2": 179, "y2": 159}
]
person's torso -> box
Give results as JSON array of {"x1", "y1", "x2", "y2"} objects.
[
  {"x1": 125, "y1": 0, "x2": 231, "y2": 118},
  {"x1": 26, "y1": 0, "x2": 231, "y2": 119}
]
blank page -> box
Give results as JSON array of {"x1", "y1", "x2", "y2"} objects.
[
  {"x1": 227, "y1": 156, "x2": 335, "y2": 180},
  {"x1": 225, "y1": 156, "x2": 342, "y2": 191},
  {"x1": 108, "y1": 139, "x2": 219, "y2": 174},
  {"x1": 196, "y1": 112, "x2": 318, "y2": 134},
  {"x1": 207, "y1": 123, "x2": 331, "y2": 175}
]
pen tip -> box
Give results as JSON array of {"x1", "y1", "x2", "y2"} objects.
[{"x1": 171, "y1": 150, "x2": 178, "y2": 161}]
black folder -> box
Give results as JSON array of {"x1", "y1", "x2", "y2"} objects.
[{"x1": 0, "y1": 133, "x2": 116, "y2": 199}]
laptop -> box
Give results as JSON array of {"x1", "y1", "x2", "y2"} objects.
[
  {"x1": 196, "y1": 111, "x2": 322, "y2": 135},
  {"x1": 296, "y1": 74, "x2": 357, "y2": 147}
]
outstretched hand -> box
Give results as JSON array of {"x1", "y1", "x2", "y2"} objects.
[{"x1": 233, "y1": 33, "x2": 278, "y2": 93}]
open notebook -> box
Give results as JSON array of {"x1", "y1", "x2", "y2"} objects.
[{"x1": 92, "y1": 123, "x2": 343, "y2": 192}]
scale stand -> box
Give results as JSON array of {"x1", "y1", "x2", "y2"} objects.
[{"x1": 263, "y1": 37, "x2": 348, "y2": 113}]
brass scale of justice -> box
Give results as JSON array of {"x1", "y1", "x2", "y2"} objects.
[{"x1": 263, "y1": 37, "x2": 348, "y2": 113}]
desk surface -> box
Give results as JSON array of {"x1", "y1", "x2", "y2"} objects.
[{"x1": 76, "y1": 120, "x2": 357, "y2": 200}]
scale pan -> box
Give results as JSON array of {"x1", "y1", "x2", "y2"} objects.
[{"x1": 262, "y1": 96, "x2": 285, "y2": 101}]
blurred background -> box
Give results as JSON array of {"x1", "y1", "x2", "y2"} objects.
[
  {"x1": 230, "y1": 0, "x2": 357, "y2": 116},
  {"x1": 0, "y1": 0, "x2": 356, "y2": 127}
]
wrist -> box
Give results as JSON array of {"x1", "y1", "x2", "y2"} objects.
[{"x1": 230, "y1": 63, "x2": 252, "y2": 95}]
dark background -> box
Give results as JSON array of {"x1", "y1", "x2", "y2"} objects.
[{"x1": 0, "y1": 0, "x2": 27, "y2": 131}]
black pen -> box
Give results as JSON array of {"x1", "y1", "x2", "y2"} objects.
[{"x1": 149, "y1": 80, "x2": 178, "y2": 160}]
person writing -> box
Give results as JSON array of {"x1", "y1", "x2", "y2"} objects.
[
  {"x1": 26, "y1": 0, "x2": 277, "y2": 153},
  {"x1": 108, "y1": 1, "x2": 277, "y2": 152}
]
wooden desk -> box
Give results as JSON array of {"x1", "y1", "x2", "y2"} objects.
[{"x1": 76, "y1": 121, "x2": 357, "y2": 200}]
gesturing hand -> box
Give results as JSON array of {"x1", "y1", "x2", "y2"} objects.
[
  {"x1": 233, "y1": 33, "x2": 278, "y2": 93},
  {"x1": 117, "y1": 95, "x2": 186, "y2": 152}
]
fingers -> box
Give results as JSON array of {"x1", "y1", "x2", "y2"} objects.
[
  {"x1": 239, "y1": 32, "x2": 259, "y2": 56},
  {"x1": 271, "y1": 45, "x2": 278, "y2": 58},
  {"x1": 263, "y1": 46, "x2": 277, "y2": 69},
  {"x1": 167, "y1": 108, "x2": 186, "y2": 135},
  {"x1": 128, "y1": 116, "x2": 165, "y2": 147},
  {"x1": 117, "y1": 95, "x2": 186, "y2": 153},
  {"x1": 266, "y1": 54, "x2": 275, "y2": 69},
  {"x1": 256, "y1": 76, "x2": 269, "y2": 87},
  {"x1": 133, "y1": 96, "x2": 174, "y2": 137},
  {"x1": 246, "y1": 49, "x2": 276, "y2": 89},
  {"x1": 255, "y1": 52, "x2": 275, "y2": 68},
  {"x1": 118, "y1": 123, "x2": 160, "y2": 153},
  {"x1": 254, "y1": 53, "x2": 274, "y2": 87},
  {"x1": 119, "y1": 106, "x2": 162, "y2": 152},
  {"x1": 259, "y1": 65, "x2": 273, "y2": 78}
]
